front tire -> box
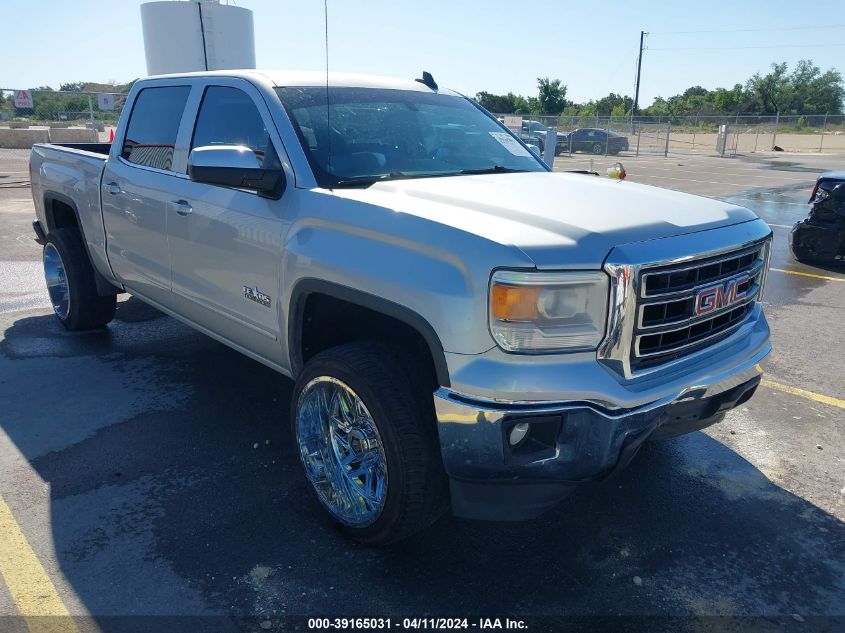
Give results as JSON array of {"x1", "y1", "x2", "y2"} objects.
[
  {"x1": 43, "y1": 228, "x2": 116, "y2": 330},
  {"x1": 291, "y1": 342, "x2": 447, "y2": 544},
  {"x1": 592, "y1": 142, "x2": 603, "y2": 155}
]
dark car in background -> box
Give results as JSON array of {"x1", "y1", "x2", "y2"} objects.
[
  {"x1": 790, "y1": 171, "x2": 845, "y2": 264},
  {"x1": 567, "y1": 128, "x2": 629, "y2": 155},
  {"x1": 519, "y1": 120, "x2": 569, "y2": 155}
]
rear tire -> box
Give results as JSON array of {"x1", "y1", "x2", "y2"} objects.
[
  {"x1": 291, "y1": 341, "x2": 447, "y2": 544},
  {"x1": 592, "y1": 143, "x2": 603, "y2": 155},
  {"x1": 43, "y1": 228, "x2": 116, "y2": 330}
]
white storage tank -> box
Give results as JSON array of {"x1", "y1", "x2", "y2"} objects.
[{"x1": 141, "y1": 0, "x2": 256, "y2": 76}]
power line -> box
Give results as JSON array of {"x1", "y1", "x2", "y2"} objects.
[
  {"x1": 651, "y1": 24, "x2": 845, "y2": 35},
  {"x1": 649, "y1": 43, "x2": 845, "y2": 51}
]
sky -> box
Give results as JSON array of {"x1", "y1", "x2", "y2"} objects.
[{"x1": 3, "y1": 0, "x2": 845, "y2": 107}]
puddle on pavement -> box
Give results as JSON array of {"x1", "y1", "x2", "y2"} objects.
[
  {"x1": 760, "y1": 161, "x2": 822, "y2": 174},
  {"x1": 721, "y1": 185, "x2": 811, "y2": 226}
]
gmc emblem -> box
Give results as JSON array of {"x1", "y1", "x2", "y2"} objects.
[{"x1": 694, "y1": 273, "x2": 750, "y2": 316}]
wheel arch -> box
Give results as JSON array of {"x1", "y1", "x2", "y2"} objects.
[
  {"x1": 43, "y1": 191, "x2": 83, "y2": 232},
  {"x1": 288, "y1": 279, "x2": 451, "y2": 388},
  {"x1": 41, "y1": 191, "x2": 121, "y2": 297}
]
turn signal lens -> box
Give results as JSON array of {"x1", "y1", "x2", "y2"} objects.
[{"x1": 491, "y1": 285, "x2": 540, "y2": 321}]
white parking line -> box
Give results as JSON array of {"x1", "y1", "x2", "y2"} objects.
[
  {"x1": 725, "y1": 197, "x2": 808, "y2": 207},
  {"x1": 629, "y1": 165, "x2": 813, "y2": 180},
  {"x1": 626, "y1": 165, "x2": 813, "y2": 181},
  {"x1": 629, "y1": 173, "x2": 754, "y2": 187}
]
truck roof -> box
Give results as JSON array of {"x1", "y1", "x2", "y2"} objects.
[{"x1": 140, "y1": 69, "x2": 462, "y2": 96}]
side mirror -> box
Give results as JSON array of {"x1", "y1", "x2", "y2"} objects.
[{"x1": 188, "y1": 145, "x2": 285, "y2": 199}]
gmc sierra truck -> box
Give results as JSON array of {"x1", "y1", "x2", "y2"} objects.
[{"x1": 30, "y1": 70, "x2": 772, "y2": 544}]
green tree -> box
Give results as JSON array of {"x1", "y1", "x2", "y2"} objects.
[
  {"x1": 0, "y1": 92, "x2": 13, "y2": 119},
  {"x1": 523, "y1": 96, "x2": 541, "y2": 115},
  {"x1": 593, "y1": 93, "x2": 633, "y2": 116},
  {"x1": 474, "y1": 91, "x2": 539, "y2": 114},
  {"x1": 785, "y1": 60, "x2": 844, "y2": 114},
  {"x1": 537, "y1": 77, "x2": 567, "y2": 115},
  {"x1": 745, "y1": 62, "x2": 789, "y2": 114},
  {"x1": 682, "y1": 85, "x2": 709, "y2": 99},
  {"x1": 59, "y1": 82, "x2": 86, "y2": 92},
  {"x1": 712, "y1": 84, "x2": 747, "y2": 114}
]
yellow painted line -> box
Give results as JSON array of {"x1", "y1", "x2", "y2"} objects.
[
  {"x1": 770, "y1": 268, "x2": 845, "y2": 282},
  {"x1": 0, "y1": 495, "x2": 79, "y2": 633},
  {"x1": 754, "y1": 367, "x2": 845, "y2": 410}
]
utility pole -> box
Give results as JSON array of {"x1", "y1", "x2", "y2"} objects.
[{"x1": 633, "y1": 31, "x2": 646, "y2": 116}]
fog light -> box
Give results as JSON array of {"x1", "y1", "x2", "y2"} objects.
[{"x1": 508, "y1": 422, "x2": 530, "y2": 447}]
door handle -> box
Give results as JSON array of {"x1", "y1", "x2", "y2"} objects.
[
  {"x1": 105, "y1": 182, "x2": 121, "y2": 195},
  {"x1": 170, "y1": 200, "x2": 193, "y2": 216}
]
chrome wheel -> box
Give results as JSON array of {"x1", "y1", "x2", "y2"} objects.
[
  {"x1": 43, "y1": 243, "x2": 70, "y2": 320},
  {"x1": 295, "y1": 377, "x2": 388, "y2": 527}
]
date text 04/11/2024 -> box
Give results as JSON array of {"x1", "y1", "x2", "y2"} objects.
[{"x1": 307, "y1": 618, "x2": 528, "y2": 630}]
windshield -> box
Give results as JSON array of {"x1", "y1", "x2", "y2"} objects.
[
  {"x1": 277, "y1": 87, "x2": 548, "y2": 187},
  {"x1": 524, "y1": 121, "x2": 548, "y2": 133}
]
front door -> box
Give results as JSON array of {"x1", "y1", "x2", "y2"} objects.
[{"x1": 167, "y1": 82, "x2": 289, "y2": 361}]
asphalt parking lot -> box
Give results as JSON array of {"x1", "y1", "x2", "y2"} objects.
[{"x1": 1, "y1": 148, "x2": 844, "y2": 632}]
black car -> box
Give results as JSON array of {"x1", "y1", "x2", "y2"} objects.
[
  {"x1": 566, "y1": 128, "x2": 629, "y2": 155},
  {"x1": 790, "y1": 171, "x2": 845, "y2": 264},
  {"x1": 519, "y1": 120, "x2": 569, "y2": 155}
]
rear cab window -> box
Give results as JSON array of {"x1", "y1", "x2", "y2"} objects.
[{"x1": 121, "y1": 86, "x2": 191, "y2": 171}]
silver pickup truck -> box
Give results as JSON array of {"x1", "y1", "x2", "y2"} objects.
[{"x1": 30, "y1": 70, "x2": 772, "y2": 544}]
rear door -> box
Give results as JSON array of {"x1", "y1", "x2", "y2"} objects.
[
  {"x1": 167, "y1": 79, "x2": 290, "y2": 359},
  {"x1": 101, "y1": 82, "x2": 194, "y2": 303}
]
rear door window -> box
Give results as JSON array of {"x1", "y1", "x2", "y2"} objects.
[{"x1": 121, "y1": 86, "x2": 191, "y2": 171}]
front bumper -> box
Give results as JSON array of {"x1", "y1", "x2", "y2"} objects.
[{"x1": 434, "y1": 342, "x2": 768, "y2": 521}]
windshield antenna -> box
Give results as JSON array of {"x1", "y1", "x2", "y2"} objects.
[{"x1": 324, "y1": 0, "x2": 332, "y2": 174}]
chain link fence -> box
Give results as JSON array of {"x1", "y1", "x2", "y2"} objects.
[
  {"x1": 498, "y1": 113, "x2": 845, "y2": 158},
  {"x1": 2, "y1": 87, "x2": 844, "y2": 184},
  {"x1": 0, "y1": 88, "x2": 129, "y2": 186}
]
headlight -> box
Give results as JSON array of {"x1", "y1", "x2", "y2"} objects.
[{"x1": 489, "y1": 270, "x2": 609, "y2": 353}]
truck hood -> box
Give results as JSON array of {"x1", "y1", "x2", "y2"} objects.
[{"x1": 330, "y1": 171, "x2": 759, "y2": 269}]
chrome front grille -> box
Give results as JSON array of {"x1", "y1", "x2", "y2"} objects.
[
  {"x1": 630, "y1": 242, "x2": 768, "y2": 371},
  {"x1": 597, "y1": 222, "x2": 773, "y2": 379}
]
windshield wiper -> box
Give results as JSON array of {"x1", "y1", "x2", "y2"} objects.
[
  {"x1": 332, "y1": 166, "x2": 531, "y2": 188},
  {"x1": 332, "y1": 172, "x2": 412, "y2": 188},
  {"x1": 458, "y1": 166, "x2": 529, "y2": 175}
]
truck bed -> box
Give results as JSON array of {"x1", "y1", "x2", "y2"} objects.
[
  {"x1": 49, "y1": 142, "x2": 112, "y2": 156},
  {"x1": 30, "y1": 142, "x2": 113, "y2": 284}
]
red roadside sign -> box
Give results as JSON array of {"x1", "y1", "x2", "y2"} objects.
[{"x1": 14, "y1": 90, "x2": 33, "y2": 109}]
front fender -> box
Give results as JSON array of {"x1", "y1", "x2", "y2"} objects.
[{"x1": 280, "y1": 190, "x2": 534, "y2": 367}]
